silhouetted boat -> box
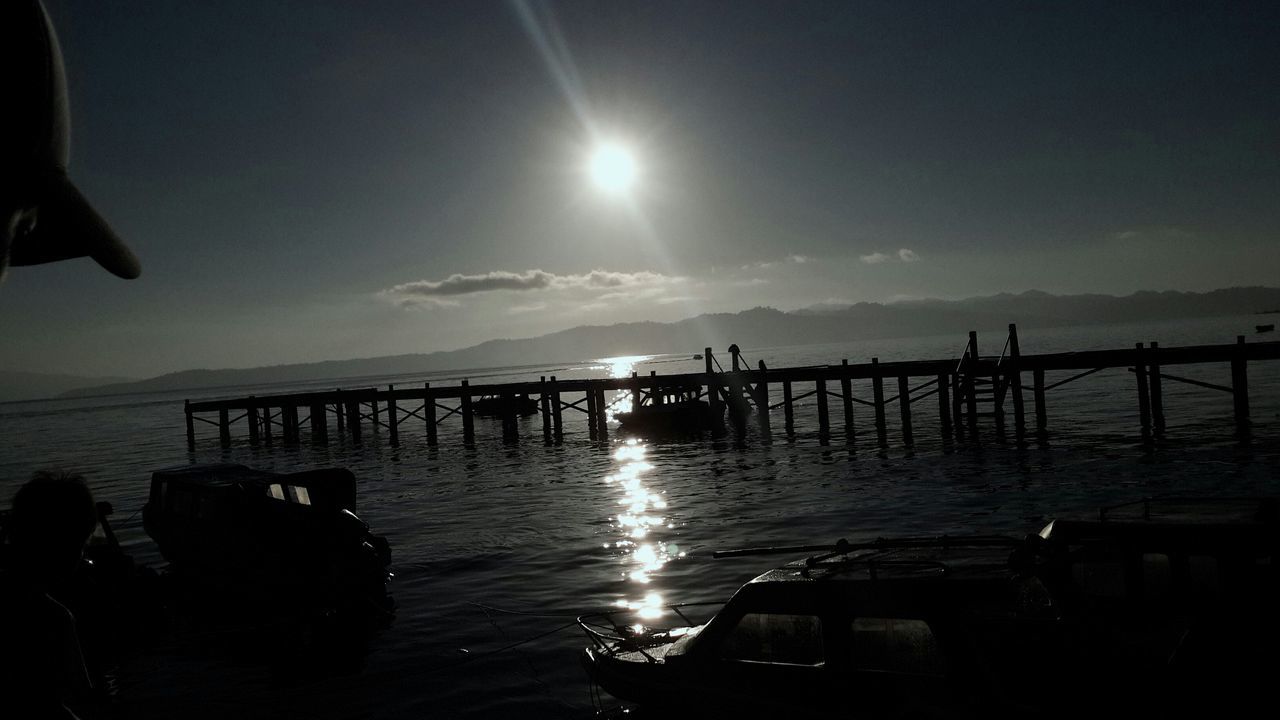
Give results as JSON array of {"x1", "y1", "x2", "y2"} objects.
[
  {"x1": 471, "y1": 394, "x2": 539, "y2": 418},
  {"x1": 582, "y1": 499, "x2": 1280, "y2": 717},
  {"x1": 580, "y1": 536, "x2": 1056, "y2": 718},
  {"x1": 692, "y1": 353, "x2": 703, "y2": 360},
  {"x1": 1258, "y1": 323, "x2": 1274, "y2": 333},
  {"x1": 615, "y1": 399, "x2": 719, "y2": 436},
  {"x1": 143, "y1": 464, "x2": 393, "y2": 619}
]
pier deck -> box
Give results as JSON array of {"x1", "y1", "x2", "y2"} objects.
[{"x1": 184, "y1": 326, "x2": 1279, "y2": 450}]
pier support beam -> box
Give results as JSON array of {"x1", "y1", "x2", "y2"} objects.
[
  {"x1": 816, "y1": 373, "x2": 830, "y2": 445},
  {"x1": 1148, "y1": 343, "x2": 1164, "y2": 435},
  {"x1": 783, "y1": 380, "x2": 795, "y2": 437},
  {"x1": 586, "y1": 389, "x2": 598, "y2": 441},
  {"x1": 310, "y1": 403, "x2": 327, "y2": 444},
  {"x1": 1008, "y1": 324, "x2": 1025, "y2": 441},
  {"x1": 840, "y1": 359, "x2": 854, "y2": 442},
  {"x1": 872, "y1": 358, "x2": 888, "y2": 449},
  {"x1": 755, "y1": 360, "x2": 771, "y2": 438},
  {"x1": 248, "y1": 404, "x2": 260, "y2": 446},
  {"x1": 500, "y1": 391, "x2": 518, "y2": 444},
  {"x1": 218, "y1": 408, "x2": 230, "y2": 448},
  {"x1": 551, "y1": 377, "x2": 564, "y2": 444},
  {"x1": 938, "y1": 374, "x2": 952, "y2": 438},
  {"x1": 345, "y1": 401, "x2": 361, "y2": 443},
  {"x1": 386, "y1": 386, "x2": 399, "y2": 446},
  {"x1": 1232, "y1": 335, "x2": 1250, "y2": 432},
  {"x1": 965, "y1": 332, "x2": 978, "y2": 432},
  {"x1": 596, "y1": 389, "x2": 609, "y2": 441},
  {"x1": 705, "y1": 349, "x2": 725, "y2": 437},
  {"x1": 460, "y1": 380, "x2": 474, "y2": 445},
  {"x1": 1033, "y1": 369, "x2": 1047, "y2": 433},
  {"x1": 185, "y1": 400, "x2": 196, "y2": 451},
  {"x1": 898, "y1": 375, "x2": 913, "y2": 446},
  {"x1": 1135, "y1": 343, "x2": 1152, "y2": 435},
  {"x1": 425, "y1": 383, "x2": 438, "y2": 447},
  {"x1": 540, "y1": 378, "x2": 552, "y2": 446}
]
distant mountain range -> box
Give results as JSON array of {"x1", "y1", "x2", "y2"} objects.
[
  {"x1": 0, "y1": 371, "x2": 138, "y2": 403},
  {"x1": 13, "y1": 286, "x2": 1279, "y2": 401}
]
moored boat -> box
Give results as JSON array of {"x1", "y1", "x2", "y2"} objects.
[
  {"x1": 143, "y1": 464, "x2": 394, "y2": 620},
  {"x1": 1258, "y1": 323, "x2": 1275, "y2": 333},
  {"x1": 471, "y1": 394, "x2": 539, "y2": 418},
  {"x1": 581, "y1": 536, "x2": 1060, "y2": 718},
  {"x1": 615, "y1": 399, "x2": 720, "y2": 436}
]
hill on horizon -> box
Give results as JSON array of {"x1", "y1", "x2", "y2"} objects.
[{"x1": 33, "y1": 285, "x2": 1280, "y2": 401}]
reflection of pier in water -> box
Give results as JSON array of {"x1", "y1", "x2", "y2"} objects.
[{"x1": 185, "y1": 325, "x2": 1280, "y2": 450}]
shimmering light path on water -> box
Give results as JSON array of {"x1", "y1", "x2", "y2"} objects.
[{"x1": 1, "y1": 317, "x2": 1277, "y2": 718}]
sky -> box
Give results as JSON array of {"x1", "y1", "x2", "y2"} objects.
[{"x1": 2, "y1": 0, "x2": 1277, "y2": 378}]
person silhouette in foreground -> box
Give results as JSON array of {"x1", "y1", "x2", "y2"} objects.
[
  {"x1": 1, "y1": 1, "x2": 141, "y2": 717},
  {"x1": 0, "y1": 472, "x2": 100, "y2": 719}
]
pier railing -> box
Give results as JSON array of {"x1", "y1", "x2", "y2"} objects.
[{"x1": 184, "y1": 326, "x2": 1279, "y2": 451}]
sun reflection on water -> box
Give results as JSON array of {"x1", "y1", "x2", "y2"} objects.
[{"x1": 601, "y1": 435, "x2": 684, "y2": 622}]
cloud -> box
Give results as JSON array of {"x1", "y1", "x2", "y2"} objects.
[
  {"x1": 861, "y1": 249, "x2": 921, "y2": 264},
  {"x1": 381, "y1": 268, "x2": 681, "y2": 306},
  {"x1": 506, "y1": 302, "x2": 547, "y2": 315},
  {"x1": 788, "y1": 254, "x2": 810, "y2": 264}
]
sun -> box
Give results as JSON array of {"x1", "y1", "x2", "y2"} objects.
[{"x1": 589, "y1": 142, "x2": 638, "y2": 195}]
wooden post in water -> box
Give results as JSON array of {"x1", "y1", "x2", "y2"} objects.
[
  {"x1": 586, "y1": 388, "x2": 598, "y2": 441},
  {"x1": 425, "y1": 382, "x2": 438, "y2": 447},
  {"x1": 386, "y1": 385, "x2": 399, "y2": 446},
  {"x1": 345, "y1": 400, "x2": 361, "y2": 443},
  {"x1": 540, "y1": 378, "x2": 552, "y2": 446},
  {"x1": 631, "y1": 372, "x2": 642, "y2": 410},
  {"x1": 1148, "y1": 342, "x2": 1165, "y2": 435},
  {"x1": 1008, "y1": 324, "x2": 1026, "y2": 440},
  {"x1": 460, "y1": 380, "x2": 475, "y2": 445},
  {"x1": 261, "y1": 406, "x2": 273, "y2": 445},
  {"x1": 500, "y1": 391, "x2": 518, "y2": 444},
  {"x1": 756, "y1": 360, "x2": 771, "y2": 437},
  {"x1": 335, "y1": 393, "x2": 345, "y2": 434},
  {"x1": 310, "y1": 402, "x2": 327, "y2": 444},
  {"x1": 596, "y1": 388, "x2": 610, "y2": 440},
  {"x1": 705, "y1": 349, "x2": 724, "y2": 436},
  {"x1": 218, "y1": 408, "x2": 231, "y2": 448},
  {"x1": 551, "y1": 376, "x2": 564, "y2": 444},
  {"x1": 1033, "y1": 369, "x2": 1047, "y2": 433},
  {"x1": 951, "y1": 374, "x2": 964, "y2": 436},
  {"x1": 185, "y1": 400, "x2": 196, "y2": 451},
  {"x1": 248, "y1": 404, "x2": 260, "y2": 446},
  {"x1": 816, "y1": 373, "x2": 830, "y2": 445},
  {"x1": 1232, "y1": 335, "x2": 1250, "y2": 430},
  {"x1": 898, "y1": 375, "x2": 913, "y2": 446},
  {"x1": 782, "y1": 380, "x2": 795, "y2": 436},
  {"x1": 727, "y1": 371, "x2": 746, "y2": 437},
  {"x1": 286, "y1": 405, "x2": 301, "y2": 444},
  {"x1": 840, "y1": 359, "x2": 854, "y2": 442},
  {"x1": 938, "y1": 374, "x2": 952, "y2": 437},
  {"x1": 371, "y1": 398, "x2": 380, "y2": 433},
  {"x1": 872, "y1": 358, "x2": 888, "y2": 448},
  {"x1": 1135, "y1": 343, "x2": 1152, "y2": 435},
  {"x1": 965, "y1": 332, "x2": 978, "y2": 431}
]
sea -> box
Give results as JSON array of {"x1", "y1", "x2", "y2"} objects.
[{"x1": 2, "y1": 315, "x2": 1278, "y2": 719}]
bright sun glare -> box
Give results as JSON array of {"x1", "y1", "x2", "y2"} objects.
[{"x1": 589, "y1": 142, "x2": 637, "y2": 195}]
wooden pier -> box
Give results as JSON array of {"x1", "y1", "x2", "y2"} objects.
[{"x1": 184, "y1": 326, "x2": 1279, "y2": 451}]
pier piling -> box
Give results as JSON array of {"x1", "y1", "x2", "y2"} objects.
[
  {"x1": 898, "y1": 375, "x2": 913, "y2": 446},
  {"x1": 1232, "y1": 336, "x2": 1250, "y2": 429},
  {"x1": 872, "y1": 358, "x2": 888, "y2": 449},
  {"x1": 816, "y1": 373, "x2": 830, "y2": 445},
  {"x1": 1148, "y1": 343, "x2": 1165, "y2": 435},
  {"x1": 540, "y1": 378, "x2": 552, "y2": 446},
  {"x1": 840, "y1": 359, "x2": 854, "y2": 442},
  {"x1": 386, "y1": 386, "x2": 399, "y2": 446},
  {"x1": 425, "y1": 382, "x2": 438, "y2": 447},
  {"x1": 460, "y1": 380, "x2": 474, "y2": 445},
  {"x1": 782, "y1": 380, "x2": 795, "y2": 436},
  {"x1": 551, "y1": 376, "x2": 564, "y2": 444},
  {"x1": 1135, "y1": 343, "x2": 1152, "y2": 434}
]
